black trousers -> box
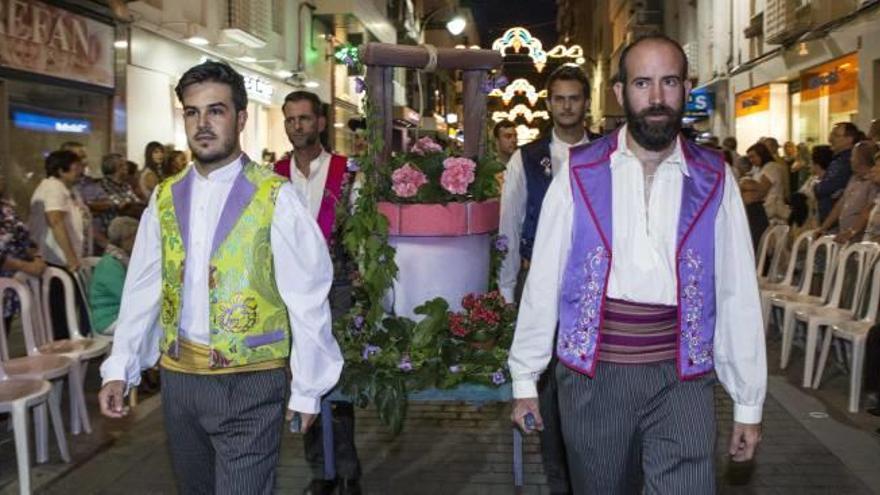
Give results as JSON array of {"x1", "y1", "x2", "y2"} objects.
[
  {"x1": 161, "y1": 368, "x2": 287, "y2": 495},
  {"x1": 304, "y1": 400, "x2": 362, "y2": 479},
  {"x1": 48, "y1": 264, "x2": 91, "y2": 340},
  {"x1": 745, "y1": 202, "x2": 769, "y2": 254}
]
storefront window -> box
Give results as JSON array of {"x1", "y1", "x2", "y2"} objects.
[
  {"x1": 797, "y1": 53, "x2": 858, "y2": 145},
  {"x1": 4, "y1": 79, "x2": 110, "y2": 216}
]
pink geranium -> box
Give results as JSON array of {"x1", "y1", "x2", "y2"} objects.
[
  {"x1": 391, "y1": 163, "x2": 428, "y2": 198},
  {"x1": 410, "y1": 136, "x2": 443, "y2": 156},
  {"x1": 440, "y1": 157, "x2": 477, "y2": 195}
]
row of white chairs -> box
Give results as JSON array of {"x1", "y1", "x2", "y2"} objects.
[
  {"x1": 758, "y1": 225, "x2": 880, "y2": 412},
  {"x1": 1, "y1": 263, "x2": 110, "y2": 494}
]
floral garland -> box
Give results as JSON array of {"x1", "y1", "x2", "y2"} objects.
[{"x1": 333, "y1": 51, "x2": 514, "y2": 433}]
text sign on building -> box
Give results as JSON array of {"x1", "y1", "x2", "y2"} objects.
[
  {"x1": 12, "y1": 111, "x2": 91, "y2": 134},
  {"x1": 0, "y1": 0, "x2": 115, "y2": 88},
  {"x1": 244, "y1": 74, "x2": 275, "y2": 103},
  {"x1": 686, "y1": 90, "x2": 714, "y2": 117},
  {"x1": 735, "y1": 85, "x2": 770, "y2": 118}
]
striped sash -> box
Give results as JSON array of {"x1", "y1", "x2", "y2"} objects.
[{"x1": 598, "y1": 297, "x2": 677, "y2": 364}]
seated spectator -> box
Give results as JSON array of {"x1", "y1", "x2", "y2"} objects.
[
  {"x1": 740, "y1": 143, "x2": 787, "y2": 249},
  {"x1": 800, "y1": 145, "x2": 833, "y2": 226},
  {"x1": 0, "y1": 172, "x2": 46, "y2": 331},
  {"x1": 815, "y1": 122, "x2": 859, "y2": 222},
  {"x1": 816, "y1": 141, "x2": 880, "y2": 243},
  {"x1": 860, "y1": 150, "x2": 880, "y2": 243},
  {"x1": 84, "y1": 154, "x2": 144, "y2": 253},
  {"x1": 89, "y1": 216, "x2": 138, "y2": 335}
]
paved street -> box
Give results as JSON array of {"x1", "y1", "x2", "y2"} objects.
[{"x1": 2, "y1": 335, "x2": 880, "y2": 494}]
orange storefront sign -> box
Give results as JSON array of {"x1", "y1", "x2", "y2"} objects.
[
  {"x1": 0, "y1": 0, "x2": 114, "y2": 88},
  {"x1": 735, "y1": 85, "x2": 770, "y2": 118},
  {"x1": 800, "y1": 53, "x2": 858, "y2": 103}
]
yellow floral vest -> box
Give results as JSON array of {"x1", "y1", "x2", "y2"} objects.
[{"x1": 156, "y1": 161, "x2": 291, "y2": 368}]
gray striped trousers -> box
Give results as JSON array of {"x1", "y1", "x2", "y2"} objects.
[
  {"x1": 556, "y1": 360, "x2": 716, "y2": 495},
  {"x1": 160, "y1": 368, "x2": 287, "y2": 495}
]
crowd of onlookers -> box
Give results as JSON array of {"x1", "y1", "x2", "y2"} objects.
[
  {"x1": 0, "y1": 141, "x2": 191, "y2": 342},
  {"x1": 710, "y1": 119, "x2": 880, "y2": 251}
]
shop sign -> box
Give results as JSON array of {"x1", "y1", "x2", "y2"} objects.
[
  {"x1": 800, "y1": 53, "x2": 858, "y2": 103},
  {"x1": 243, "y1": 74, "x2": 275, "y2": 102},
  {"x1": 686, "y1": 90, "x2": 714, "y2": 117},
  {"x1": 0, "y1": 0, "x2": 114, "y2": 88},
  {"x1": 12, "y1": 110, "x2": 91, "y2": 134},
  {"x1": 735, "y1": 85, "x2": 770, "y2": 118}
]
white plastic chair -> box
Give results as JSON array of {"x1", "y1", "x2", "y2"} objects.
[
  {"x1": 34, "y1": 267, "x2": 111, "y2": 434},
  {"x1": 756, "y1": 224, "x2": 790, "y2": 283},
  {"x1": 771, "y1": 235, "x2": 840, "y2": 346},
  {"x1": 0, "y1": 278, "x2": 73, "y2": 466},
  {"x1": 760, "y1": 229, "x2": 815, "y2": 329},
  {"x1": 813, "y1": 255, "x2": 880, "y2": 411},
  {"x1": 0, "y1": 361, "x2": 60, "y2": 495},
  {"x1": 781, "y1": 242, "x2": 880, "y2": 387}
]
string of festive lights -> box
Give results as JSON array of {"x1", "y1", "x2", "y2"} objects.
[
  {"x1": 492, "y1": 104, "x2": 550, "y2": 124},
  {"x1": 491, "y1": 26, "x2": 586, "y2": 72},
  {"x1": 488, "y1": 78, "x2": 547, "y2": 106}
]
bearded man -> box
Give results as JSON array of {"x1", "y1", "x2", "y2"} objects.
[{"x1": 508, "y1": 35, "x2": 766, "y2": 494}]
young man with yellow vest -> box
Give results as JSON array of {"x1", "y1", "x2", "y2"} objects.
[
  {"x1": 274, "y1": 91, "x2": 362, "y2": 495},
  {"x1": 98, "y1": 61, "x2": 343, "y2": 494}
]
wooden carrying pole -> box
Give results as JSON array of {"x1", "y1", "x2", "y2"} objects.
[{"x1": 359, "y1": 43, "x2": 502, "y2": 162}]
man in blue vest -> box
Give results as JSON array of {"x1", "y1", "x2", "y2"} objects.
[
  {"x1": 509, "y1": 34, "x2": 766, "y2": 494},
  {"x1": 498, "y1": 64, "x2": 597, "y2": 495}
]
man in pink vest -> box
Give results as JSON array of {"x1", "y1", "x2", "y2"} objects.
[
  {"x1": 508, "y1": 35, "x2": 766, "y2": 493},
  {"x1": 274, "y1": 91, "x2": 361, "y2": 495}
]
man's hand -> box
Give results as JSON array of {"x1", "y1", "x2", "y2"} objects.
[
  {"x1": 286, "y1": 409, "x2": 317, "y2": 433},
  {"x1": 510, "y1": 398, "x2": 543, "y2": 434},
  {"x1": 728, "y1": 422, "x2": 762, "y2": 462},
  {"x1": 98, "y1": 380, "x2": 130, "y2": 418}
]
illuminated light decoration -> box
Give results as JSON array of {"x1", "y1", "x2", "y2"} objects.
[
  {"x1": 492, "y1": 27, "x2": 548, "y2": 73},
  {"x1": 515, "y1": 124, "x2": 540, "y2": 145},
  {"x1": 487, "y1": 78, "x2": 547, "y2": 106},
  {"x1": 454, "y1": 45, "x2": 482, "y2": 50},
  {"x1": 492, "y1": 104, "x2": 550, "y2": 124},
  {"x1": 334, "y1": 44, "x2": 360, "y2": 67},
  {"x1": 546, "y1": 44, "x2": 584, "y2": 60}
]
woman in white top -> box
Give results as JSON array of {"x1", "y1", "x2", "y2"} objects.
[
  {"x1": 741, "y1": 142, "x2": 790, "y2": 223},
  {"x1": 28, "y1": 150, "x2": 91, "y2": 339}
]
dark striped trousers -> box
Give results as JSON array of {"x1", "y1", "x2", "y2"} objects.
[
  {"x1": 160, "y1": 368, "x2": 287, "y2": 495},
  {"x1": 556, "y1": 360, "x2": 716, "y2": 495}
]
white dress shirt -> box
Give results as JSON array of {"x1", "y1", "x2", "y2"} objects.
[
  {"x1": 100, "y1": 155, "x2": 343, "y2": 414},
  {"x1": 498, "y1": 130, "x2": 591, "y2": 302},
  {"x1": 508, "y1": 128, "x2": 767, "y2": 424},
  {"x1": 289, "y1": 149, "x2": 332, "y2": 219}
]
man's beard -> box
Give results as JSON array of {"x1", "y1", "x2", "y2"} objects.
[
  {"x1": 623, "y1": 96, "x2": 684, "y2": 151},
  {"x1": 190, "y1": 132, "x2": 237, "y2": 165},
  {"x1": 292, "y1": 132, "x2": 318, "y2": 148}
]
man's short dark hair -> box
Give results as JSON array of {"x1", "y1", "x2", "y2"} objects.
[
  {"x1": 722, "y1": 137, "x2": 738, "y2": 150},
  {"x1": 175, "y1": 61, "x2": 247, "y2": 112},
  {"x1": 835, "y1": 122, "x2": 862, "y2": 143},
  {"x1": 545, "y1": 64, "x2": 591, "y2": 99},
  {"x1": 60, "y1": 141, "x2": 84, "y2": 152},
  {"x1": 45, "y1": 150, "x2": 80, "y2": 178},
  {"x1": 616, "y1": 33, "x2": 689, "y2": 85},
  {"x1": 493, "y1": 119, "x2": 516, "y2": 138},
  {"x1": 101, "y1": 153, "x2": 124, "y2": 176},
  {"x1": 811, "y1": 145, "x2": 834, "y2": 170},
  {"x1": 283, "y1": 91, "x2": 323, "y2": 116}
]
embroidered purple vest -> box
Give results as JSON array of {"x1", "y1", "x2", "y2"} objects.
[{"x1": 557, "y1": 129, "x2": 725, "y2": 380}]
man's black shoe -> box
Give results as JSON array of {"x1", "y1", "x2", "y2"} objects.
[
  {"x1": 303, "y1": 479, "x2": 336, "y2": 495},
  {"x1": 337, "y1": 478, "x2": 362, "y2": 495}
]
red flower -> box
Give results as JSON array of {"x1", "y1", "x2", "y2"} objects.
[
  {"x1": 449, "y1": 313, "x2": 471, "y2": 337},
  {"x1": 462, "y1": 293, "x2": 477, "y2": 310}
]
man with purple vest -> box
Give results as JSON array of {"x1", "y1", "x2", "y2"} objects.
[
  {"x1": 499, "y1": 64, "x2": 599, "y2": 494},
  {"x1": 509, "y1": 35, "x2": 766, "y2": 493}
]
